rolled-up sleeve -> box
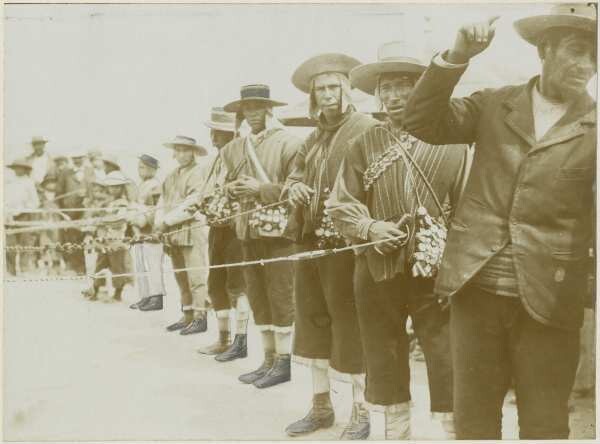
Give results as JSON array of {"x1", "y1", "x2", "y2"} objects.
[{"x1": 325, "y1": 137, "x2": 375, "y2": 245}]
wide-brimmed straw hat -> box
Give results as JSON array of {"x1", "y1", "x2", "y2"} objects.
[
  {"x1": 514, "y1": 3, "x2": 597, "y2": 46},
  {"x1": 223, "y1": 84, "x2": 287, "y2": 113},
  {"x1": 6, "y1": 157, "x2": 33, "y2": 171},
  {"x1": 31, "y1": 136, "x2": 48, "y2": 145},
  {"x1": 292, "y1": 53, "x2": 362, "y2": 93},
  {"x1": 163, "y1": 135, "x2": 208, "y2": 156},
  {"x1": 350, "y1": 41, "x2": 427, "y2": 95},
  {"x1": 69, "y1": 148, "x2": 88, "y2": 159},
  {"x1": 204, "y1": 107, "x2": 236, "y2": 133},
  {"x1": 102, "y1": 153, "x2": 121, "y2": 170},
  {"x1": 103, "y1": 170, "x2": 131, "y2": 186}
]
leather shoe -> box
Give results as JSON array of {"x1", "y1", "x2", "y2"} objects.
[
  {"x1": 166, "y1": 318, "x2": 190, "y2": 332},
  {"x1": 180, "y1": 317, "x2": 207, "y2": 335},
  {"x1": 253, "y1": 353, "x2": 291, "y2": 389},
  {"x1": 130, "y1": 297, "x2": 149, "y2": 309},
  {"x1": 198, "y1": 330, "x2": 231, "y2": 355},
  {"x1": 339, "y1": 403, "x2": 370, "y2": 440},
  {"x1": 239, "y1": 352, "x2": 275, "y2": 384},
  {"x1": 215, "y1": 334, "x2": 247, "y2": 362},
  {"x1": 285, "y1": 392, "x2": 335, "y2": 436},
  {"x1": 139, "y1": 295, "x2": 163, "y2": 311}
]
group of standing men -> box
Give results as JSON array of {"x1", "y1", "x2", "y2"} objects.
[
  {"x1": 5, "y1": 3, "x2": 596, "y2": 440},
  {"x1": 187, "y1": 4, "x2": 595, "y2": 440}
]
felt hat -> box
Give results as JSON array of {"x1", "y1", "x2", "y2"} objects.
[
  {"x1": 350, "y1": 41, "x2": 426, "y2": 95},
  {"x1": 6, "y1": 157, "x2": 33, "y2": 171},
  {"x1": 223, "y1": 84, "x2": 287, "y2": 113},
  {"x1": 163, "y1": 135, "x2": 208, "y2": 156},
  {"x1": 514, "y1": 3, "x2": 597, "y2": 46},
  {"x1": 292, "y1": 53, "x2": 362, "y2": 93},
  {"x1": 204, "y1": 107, "x2": 236, "y2": 133},
  {"x1": 31, "y1": 136, "x2": 48, "y2": 145},
  {"x1": 138, "y1": 154, "x2": 159, "y2": 169}
]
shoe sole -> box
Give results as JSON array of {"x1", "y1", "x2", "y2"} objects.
[
  {"x1": 214, "y1": 351, "x2": 248, "y2": 362},
  {"x1": 253, "y1": 377, "x2": 291, "y2": 389}
]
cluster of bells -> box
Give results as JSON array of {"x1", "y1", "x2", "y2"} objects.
[
  {"x1": 411, "y1": 206, "x2": 447, "y2": 278},
  {"x1": 195, "y1": 186, "x2": 241, "y2": 226},
  {"x1": 249, "y1": 204, "x2": 289, "y2": 235}
]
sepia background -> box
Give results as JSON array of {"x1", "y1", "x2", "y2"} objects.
[{"x1": 3, "y1": 2, "x2": 596, "y2": 441}]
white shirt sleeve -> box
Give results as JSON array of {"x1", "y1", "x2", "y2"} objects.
[{"x1": 433, "y1": 52, "x2": 469, "y2": 69}]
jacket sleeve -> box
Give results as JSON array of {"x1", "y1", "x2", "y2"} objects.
[
  {"x1": 325, "y1": 137, "x2": 376, "y2": 245},
  {"x1": 404, "y1": 54, "x2": 490, "y2": 146},
  {"x1": 259, "y1": 135, "x2": 301, "y2": 203},
  {"x1": 163, "y1": 167, "x2": 204, "y2": 226},
  {"x1": 280, "y1": 139, "x2": 309, "y2": 199},
  {"x1": 448, "y1": 144, "x2": 474, "y2": 217}
]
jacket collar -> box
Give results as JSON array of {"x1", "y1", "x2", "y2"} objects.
[{"x1": 503, "y1": 76, "x2": 596, "y2": 154}]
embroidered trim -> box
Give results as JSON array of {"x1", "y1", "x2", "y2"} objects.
[{"x1": 362, "y1": 132, "x2": 417, "y2": 192}]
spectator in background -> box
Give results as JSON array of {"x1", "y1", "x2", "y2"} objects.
[
  {"x1": 56, "y1": 150, "x2": 94, "y2": 274},
  {"x1": 88, "y1": 148, "x2": 107, "y2": 181},
  {"x1": 26, "y1": 136, "x2": 53, "y2": 188},
  {"x1": 4, "y1": 157, "x2": 40, "y2": 275},
  {"x1": 129, "y1": 154, "x2": 166, "y2": 311},
  {"x1": 38, "y1": 173, "x2": 67, "y2": 275}
]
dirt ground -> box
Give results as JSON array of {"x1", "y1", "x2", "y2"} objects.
[{"x1": 3, "y1": 274, "x2": 596, "y2": 441}]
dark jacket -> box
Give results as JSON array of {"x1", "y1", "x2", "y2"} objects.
[{"x1": 404, "y1": 60, "x2": 596, "y2": 331}]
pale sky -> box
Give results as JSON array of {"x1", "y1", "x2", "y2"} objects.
[{"x1": 4, "y1": 2, "x2": 596, "y2": 179}]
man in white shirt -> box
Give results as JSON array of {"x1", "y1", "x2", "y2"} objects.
[{"x1": 5, "y1": 158, "x2": 40, "y2": 274}]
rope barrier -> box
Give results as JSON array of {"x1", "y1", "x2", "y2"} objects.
[{"x1": 4, "y1": 233, "x2": 408, "y2": 283}]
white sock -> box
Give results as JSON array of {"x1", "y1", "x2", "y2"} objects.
[
  {"x1": 235, "y1": 296, "x2": 250, "y2": 334},
  {"x1": 440, "y1": 415, "x2": 456, "y2": 440},
  {"x1": 351, "y1": 374, "x2": 366, "y2": 404},
  {"x1": 312, "y1": 365, "x2": 331, "y2": 394},
  {"x1": 275, "y1": 331, "x2": 292, "y2": 355},
  {"x1": 385, "y1": 403, "x2": 411, "y2": 440},
  {"x1": 261, "y1": 330, "x2": 275, "y2": 353},
  {"x1": 216, "y1": 310, "x2": 230, "y2": 332}
]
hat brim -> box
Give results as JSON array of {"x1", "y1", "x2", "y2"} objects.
[
  {"x1": 163, "y1": 143, "x2": 208, "y2": 156},
  {"x1": 292, "y1": 53, "x2": 362, "y2": 93},
  {"x1": 137, "y1": 156, "x2": 159, "y2": 169},
  {"x1": 223, "y1": 98, "x2": 287, "y2": 113},
  {"x1": 7, "y1": 163, "x2": 32, "y2": 170},
  {"x1": 349, "y1": 61, "x2": 426, "y2": 95},
  {"x1": 204, "y1": 121, "x2": 236, "y2": 133},
  {"x1": 514, "y1": 15, "x2": 597, "y2": 45},
  {"x1": 31, "y1": 139, "x2": 48, "y2": 144}
]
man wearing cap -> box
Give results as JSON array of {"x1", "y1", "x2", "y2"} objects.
[
  {"x1": 5, "y1": 158, "x2": 40, "y2": 275},
  {"x1": 327, "y1": 41, "x2": 470, "y2": 439},
  {"x1": 221, "y1": 84, "x2": 302, "y2": 388},
  {"x1": 129, "y1": 154, "x2": 166, "y2": 311},
  {"x1": 154, "y1": 136, "x2": 210, "y2": 335},
  {"x1": 195, "y1": 107, "x2": 250, "y2": 360},
  {"x1": 403, "y1": 4, "x2": 596, "y2": 440},
  {"x1": 26, "y1": 136, "x2": 53, "y2": 187},
  {"x1": 282, "y1": 54, "x2": 377, "y2": 439}
]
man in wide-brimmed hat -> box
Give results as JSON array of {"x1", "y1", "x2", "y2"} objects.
[
  {"x1": 327, "y1": 41, "x2": 470, "y2": 439},
  {"x1": 155, "y1": 135, "x2": 211, "y2": 334},
  {"x1": 282, "y1": 53, "x2": 377, "y2": 440},
  {"x1": 404, "y1": 3, "x2": 596, "y2": 439},
  {"x1": 128, "y1": 154, "x2": 166, "y2": 311},
  {"x1": 220, "y1": 84, "x2": 302, "y2": 389},
  {"x1": 195, "y1": 107, "x2": 250, "y2": 361},
  {"x1": 4, "y1": 157, "x2": 40, "y2": 275}
]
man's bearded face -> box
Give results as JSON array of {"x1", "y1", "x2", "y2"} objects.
[
  {"x1": 541, "y1": 30, "x2": 596, "y2": 101},
  {"x1": 313, "y1": 72, "x2": 342, "y2": 118},
  {"x1": 378, "y1": 73, "x2": 416, "y2": 122}
]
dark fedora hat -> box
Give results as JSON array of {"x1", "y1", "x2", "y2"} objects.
[
  {"x1": 138, "y1": 153, "x2": 159, "y2": 169},
  {"x1": 223, "y1": 84, "x2": 287, "y2": 113}
]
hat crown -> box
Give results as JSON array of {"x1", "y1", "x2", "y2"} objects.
[
  {"x1": 31, "y1": 136, "x2": 47, "y2": 144},
  {"x1": 240, "y1": 84, "x2": 271, "y2": 100},
  {"x1": 377, "y1": 41, "x2": 423, "y2": 65},
  {"x1": 210, "y1": 107, "x2": 236, "y2": 125},
  {"x1": 550, "y1": 3, "x2": 597, "y2": 20},
  {"x1": 172, "y1": 135, "x2": 198, "y2": 146},
  {"x1": 139, "y1": 154, "x2": 159, "y2": 169}
]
